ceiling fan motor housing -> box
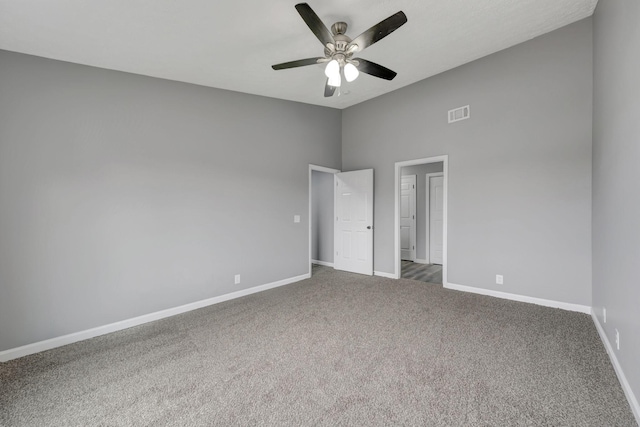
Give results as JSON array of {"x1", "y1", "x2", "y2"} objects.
[{"x1": 325, "y1": 22, "x2": 354, "y2": 65}]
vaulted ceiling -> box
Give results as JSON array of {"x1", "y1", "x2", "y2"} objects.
[{"x1": 0, "y1": 0, "x2": 598, "y2": 109}]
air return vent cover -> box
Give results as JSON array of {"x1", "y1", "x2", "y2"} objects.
[{"x1": 448, "y1": 105, "x2": 470, "y2": 123}]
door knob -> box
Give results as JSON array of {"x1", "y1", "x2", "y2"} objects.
[{"x1": 367, "y1": 226, "x2": 372, "y2": 229}]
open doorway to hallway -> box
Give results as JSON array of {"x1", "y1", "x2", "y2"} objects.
[
  {"x1": 310, "y1": 165, "x2": 375, "y2": 277},
  {"x1": 395, "y1": 156, "x2": 448, "y2": 285},
  {"x1": 309, "y1": 165, "x2": 339, "y2": 276}
]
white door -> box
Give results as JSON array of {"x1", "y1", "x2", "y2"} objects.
[
  {"x1": 429, "y1": 175, "x2": 444, "y2": 265},
  {"x1": 334, "y1": 169, "x2": 374, "y2": 275},
  {"x1": 400, "y1": 175, "x2": 416, "y2": 261}
]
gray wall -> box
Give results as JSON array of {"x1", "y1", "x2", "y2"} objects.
[
  {"x1": 593, "y1": 0, "x2": 640, "y2": 407},
  {"x1": 343, "y1": 19, "x2": 593, "y2": 306},
  {"x1": 401, "y1": 162, "x2": 444, "y2": 261},
  {"x1": 0, "y1": 50, "x2": 342, "y2": 351},
  {"x1": 311, "y1": 170, "x2": 334, "y2": 264}
]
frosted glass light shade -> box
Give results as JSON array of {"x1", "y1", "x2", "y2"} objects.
[
  {"x1": 344, "y1": 63, "x2": 359, "y2": 82},
  {"x1": 324, "y1": 60, "x2": 339, "y2": 79}
]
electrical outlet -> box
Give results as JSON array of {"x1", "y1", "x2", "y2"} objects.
[
  {"x1": 603, "y1": 307, "x2": 607, "y2": 323},
  {"x1": 294, "y1": 215, "x2": 300, "y2": 223},
  {"x1": 234, "y1": 274, "x2": 241, "y2": 285},
  {"x1": 496, "y1": 275, "x2": 504, "y2": 285},
  {"x1": 615, "y1": 329, "x2": 620, "y2": 350}
]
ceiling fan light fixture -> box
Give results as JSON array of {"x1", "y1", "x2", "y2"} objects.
[
  {"x1": 271, "y1": 4, "x2": 407, "y2": 97},
  {"x1": 344, "y1": 63, "x2": 359, "y2": 82},
  {"x1": 324, "y1": 59, "x2": 339, "y2": 79}
]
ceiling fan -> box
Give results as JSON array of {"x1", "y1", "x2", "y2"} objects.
[{"x1": 272, "y1": 3, "x2": 408, "y2": 97}]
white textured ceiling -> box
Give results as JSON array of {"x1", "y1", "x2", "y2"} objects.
[{"x1": 0, "y1": 0, "x2": 597, "y2": 109}]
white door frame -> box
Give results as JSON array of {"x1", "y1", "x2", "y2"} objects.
[
  {"x1": 309, "y1": 164, "x2": 340, "y2": 277},
  {"x1": 394, "y1": 155, "x2": 448, "y2": 283},
  {"x1": 425, "y1": 172, "x2": 444, "y2": 264}
]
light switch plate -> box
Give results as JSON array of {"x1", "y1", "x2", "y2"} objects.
[{"x1": 294, "y1": 215, "x2": 300, "y2": 223}]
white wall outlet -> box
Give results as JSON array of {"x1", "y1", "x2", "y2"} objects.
[
  {"x1": 615, "y1": 329, "x2": 620, "y2": 350},
  {"x1": 496, "y1": 274, "x2": 504, "y2": 285},
  {"x1": 603, "y1": 307, "x2": 607, "y2": 323},
  {"x1": 234, "y1": 274, "x2": 241, "y2": 285},
  {"x1": 294, "y1": 215, "x2": 300, "y2": 223}
]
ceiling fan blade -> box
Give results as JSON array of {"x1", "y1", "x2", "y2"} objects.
[
  {"x1": 324, "y1": 79, "x2": 336, "y2": 97},
  {"x1": 348, "y1": 11, "x2": 407, "y2": 53},
  {"x1": 295, "y1": 3, "x2": 334, "y2": 47},
  {"x1": 272, "y1": 58, "x2": 324, "y2": 70},
  {"x1": 354, "y1": 58, "x2": 397, "y2": 80}
]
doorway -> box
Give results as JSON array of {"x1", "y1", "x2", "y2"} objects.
[
  {"x1": 309, "y1": 165, "x2": 375, "y2": 277},
  {"x1": 309, "y1": 165, "x2": 339, "y2": 277},
  {"x1": 395, "y1": 156, "x2": 448, "y2": 284}
]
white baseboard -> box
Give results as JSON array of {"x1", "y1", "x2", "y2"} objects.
[
  {"x1": 444, "y1": 282, "x2": 591, "y2": 314},
  {"x1": 311, "y1": 259, "x2": 334, "y2": 267},
  {"x1": 591, "y1": 312, "x2": 640, "y2": 424},
  {"x1": 374, "y1": 270, "x2": 397, "y2": 279},
  {"x1": 0, "y1": 273, "x2": 311, "y2": 363},
  {"x1": 414, "y1": 258, "x2": 429, "y2": 265}
]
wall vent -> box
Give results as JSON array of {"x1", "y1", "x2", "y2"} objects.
[{"x1": 448, "y1": 105, "x2": 470, "y2": 123}]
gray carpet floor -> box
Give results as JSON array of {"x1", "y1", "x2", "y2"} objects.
[
  {"x1": 401, "y1": 260, "x2": 443, "y2": 284},
  {"x1": 1, "y1": 266, "x2": 636, "y2": 426}
]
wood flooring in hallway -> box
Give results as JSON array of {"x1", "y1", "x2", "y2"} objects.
[{"x1": 401, "y1": 260, "x2": 442, "y2": 284}]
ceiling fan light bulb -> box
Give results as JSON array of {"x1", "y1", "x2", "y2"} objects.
[
  {"x1": 328, "y1": 74, "x2": 341, "y2": 88},
  {"x1": 344, "y1": 63, "x2": 359, "y2": 82},
  {"x1": 325, "y1": 60, "x2": 339, "y2": 79}
]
